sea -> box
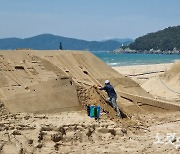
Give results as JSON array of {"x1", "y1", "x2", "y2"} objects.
[{"x1": 90, "y1": 51, "x2": 180, "y2": 67}]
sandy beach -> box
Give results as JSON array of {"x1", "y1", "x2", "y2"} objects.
[
  {"x1": 113, "y1": 63, "x2": 173, "y2": 83},
  {"x1": 113, "y1": 62, "x2": 180, "y2": 102},
  {"x1": 0, "y1": 50, "x2": 180, "y2": 154}
]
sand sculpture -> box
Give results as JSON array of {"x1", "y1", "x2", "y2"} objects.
[
  {"x1": 0, "y1": 50, "x2": 151, "y2": 115},
  {"x1": 0, "y1": 50, "x2": 179, "y2": 116}
]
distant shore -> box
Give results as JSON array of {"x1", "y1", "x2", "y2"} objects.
[{"x1": 113, "y1": 48, "x2": 180, "y2": 54}]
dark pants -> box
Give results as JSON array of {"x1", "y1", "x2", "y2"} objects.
[{"x1": 107, "y1": 97, "x2": 121, "y2": 117}]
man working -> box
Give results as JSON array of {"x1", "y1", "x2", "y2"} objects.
[{"x1": 96, "y1": 80, "x2": 122, "y2": 118}]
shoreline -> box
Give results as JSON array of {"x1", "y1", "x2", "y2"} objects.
[
  {"x1": 112, "y1": 63, "x2": 173, "y2": 77},
  {"x1": 107, "y1": 60, "x2": 179, "y2": 68},
  {"x1": 111, "y1": 62, "x2": 173, "y2": 67}
]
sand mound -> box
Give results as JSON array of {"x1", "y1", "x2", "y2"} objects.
[
  {"x1": 0, "y1": 50, "x2": 151, "y2": 116},
  {"x1": 162, "y1": 60, "x2": 180, "y2": 81},
  {"x1": 142, "y1": 61, "x2": 180, "y2": 101}
]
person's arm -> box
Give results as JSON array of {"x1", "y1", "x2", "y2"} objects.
[
  {"x1": 99, "y1": 86, "x2": 105, "y2": 90},
  {"x1": 93, "y1": 84, "x2": 105, "y2": 90}
]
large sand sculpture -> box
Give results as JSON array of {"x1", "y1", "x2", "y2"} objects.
[{"x1": 0, "y1": 50, "x2": 151, "y2": 114}]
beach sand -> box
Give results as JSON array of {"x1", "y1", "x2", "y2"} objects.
[
  {"x1": 113, "y1": 62, "x2": 180, "y2": 102},
  {"x1": 0, "y1": 50, "x2": 180, "y2": 154},
  {"x1": 113, "y1": 63, "x2": 172, "y2": 85}
]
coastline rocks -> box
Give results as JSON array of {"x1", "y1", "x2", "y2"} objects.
[{"x1": 113, "y1": 48, "x2": 180, "y2": 54}]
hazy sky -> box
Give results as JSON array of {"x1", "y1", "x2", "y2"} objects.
[{"x1": 0, "y1": 0, "x2": 180, "y2": 40}]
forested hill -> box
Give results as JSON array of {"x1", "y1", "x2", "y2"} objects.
[
  {"x1": 129, "y1": 25, "x2": 180, "y2": 52},
  {"x1": 0, "y1": 34, "x2": 124, "y2": 51}
]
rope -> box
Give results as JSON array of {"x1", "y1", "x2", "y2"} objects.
[{"x1": 159, "y1": 76, "x2": 180, "y2": 94}]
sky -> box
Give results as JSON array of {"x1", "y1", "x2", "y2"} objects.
[{"x1": 0, "y1": 0, "x2": 180, "y2": 41}]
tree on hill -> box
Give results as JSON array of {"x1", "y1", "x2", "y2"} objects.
[{"x1": 129, "y1": 25, "x2": 180, "y2": 51}]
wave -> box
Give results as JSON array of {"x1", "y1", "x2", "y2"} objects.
[{"x1": 107, "y1": 62, "x2": 120, "y2": 66}]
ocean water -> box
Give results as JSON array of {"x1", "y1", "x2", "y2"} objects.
[{"x1": 91, "y1": 51, "x2": 180, "y2": 66}]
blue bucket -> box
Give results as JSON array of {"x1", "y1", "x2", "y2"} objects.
[
  {"x1": 94, "y1": 106, "x2": 101, "y2": 119},
  {"x1": 89, "y1": 106, "x2": 95, "y2": 118},
  {"x1": 88, "y1": 105, "x2": 101, "y2": 119}
]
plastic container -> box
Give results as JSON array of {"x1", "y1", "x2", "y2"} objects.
[
  {"x1": 88, "y1": 105, "x2": 101, "y2": 119},
  {"x1": 89, "y1": 106, "x2": 95, "y2": 118},
  {"x1": 94, "y1": 106, "x2": 101, "y2": 119}
]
